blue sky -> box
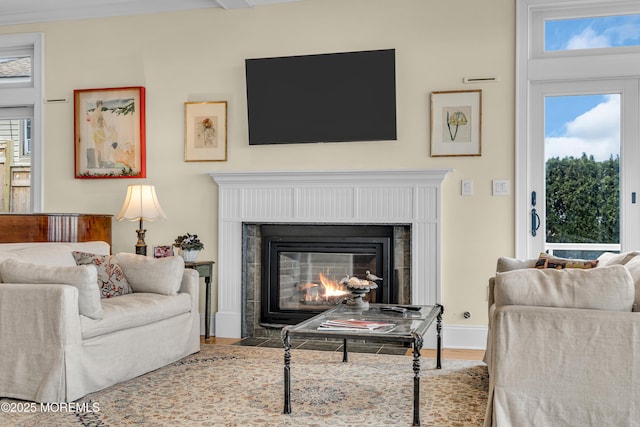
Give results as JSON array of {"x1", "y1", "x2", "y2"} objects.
[
  {"x1": 544, "y1": 14, "x2": 639, "y2": 160},
  {"x1": 545, "y1": 94, "x2": 619, "y2": 161},
  {"x1": 545, "y1": 14, "x2": 640, "y2": 50}
]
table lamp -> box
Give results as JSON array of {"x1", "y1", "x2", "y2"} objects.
[{"x1": 116, "y1": 184, "x2": 167, "y2": 256}]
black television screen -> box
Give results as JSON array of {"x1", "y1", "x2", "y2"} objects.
[{"x1": 245, "y1": 49, "x2": 397, "y2": 145}]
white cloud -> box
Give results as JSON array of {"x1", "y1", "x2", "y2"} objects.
[
  {"x1": 605, "y1": 22, "x2": 640, "y2": 45},
  {"x1": 545, "y1": 95, "x2": 620, "y2": 161},
  {"x1": 566, "y1": 27, "x2": 611, "y2": 49},
  {"x1": 564, "y1": 18, "x2": 640, "y2": 50}
]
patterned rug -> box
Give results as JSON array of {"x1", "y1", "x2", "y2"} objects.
[{"x1": 2, "y1": 344, "x2": 488, "y2": 426}]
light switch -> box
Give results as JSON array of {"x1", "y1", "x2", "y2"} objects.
[
  {"x1": 492, "y1": 179, "x2": 510, "y2": 196},
  {"x1": 461, "y1": 180, "x2": 473, "y2": 196}
]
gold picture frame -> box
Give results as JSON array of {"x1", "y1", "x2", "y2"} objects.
[
  {"x1": 430, "y1": 89, "x2": 482, "y2": 157},
  {"x1": 184, "y1": 101, "x2": 227, "y2": 162}
]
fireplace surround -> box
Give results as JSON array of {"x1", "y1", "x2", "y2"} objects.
[{"x1": 210, "y1": 168, "x2": 451, "y2": 339}]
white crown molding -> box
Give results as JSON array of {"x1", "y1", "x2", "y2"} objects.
[
  {"x1": 0, "y1": 0, "x2": 216, "y2": 26},
  {"x1": 215, "y1": 0, "x2": 254, "y2": 9},
  {"x1": 0, "y1": 0, "x2": 302, "y2": 26}
]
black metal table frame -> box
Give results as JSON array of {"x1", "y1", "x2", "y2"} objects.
[
  {"x1": 184, "y1": 261, "x2": 215, "y2": 339},
  {"x1": 282, "y1": 304, "x2": 443, "y2": 427}
]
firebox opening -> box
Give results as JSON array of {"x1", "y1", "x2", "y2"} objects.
[{"x1": 261, "y1": 224, "x2": 396, "y2": 325}]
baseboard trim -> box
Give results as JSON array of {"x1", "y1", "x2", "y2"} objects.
[{"x1": 443, "y1": 324, "x2": 487, "y2": 350}]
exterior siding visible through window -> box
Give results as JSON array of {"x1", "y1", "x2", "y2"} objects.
[{"x1": 0, "y1": 33, "x2": 41, "y2": 213}]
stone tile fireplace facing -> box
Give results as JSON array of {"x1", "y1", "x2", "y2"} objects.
[
  {"x1": 243, "y1": 223, "x2": 411, "y2": 338},
  {"x1": 210, "y1": 169, "x2": 451, "y2": 340}
]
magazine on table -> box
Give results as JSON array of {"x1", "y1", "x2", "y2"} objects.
[{"x1": 317, "y1": 319, "x2": 396, "y2": 333}]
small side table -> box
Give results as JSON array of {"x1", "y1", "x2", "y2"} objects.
[{"x1": 184, "y1": 260, "x2": 215, "y2": 339}]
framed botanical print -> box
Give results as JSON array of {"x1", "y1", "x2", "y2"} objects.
[
  {"x1": 184, "y1": 101, "x2": 227, "y2": 161},
  {"x1": 430, "y1": 89, "x2": 482, "y2": 157},
  {"x1": 74, "y1": 86, "x2": 146, "y2": 178}
]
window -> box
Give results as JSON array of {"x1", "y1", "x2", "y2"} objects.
[
  {"x1": 0, "y1": 33, "x2": 43, "y2": 213},
  {"x1": 22, "y1": 118, "x2": 31, "y2": 157},
  {"x1": 517, "y1": 0, "x2": 640, "y2": 258},
  {"x1": 0, "y1": 112, "x2": 32, "y2": 212},
  {"x1": 541, "y1": 87, "x2": 624, "y2": 259},
  {"x1": 0, "y1": 54, "x2": 32, "y2": 86},
  {"x1": 545, "y1": 13, "x2": 640, "y2": 51}
]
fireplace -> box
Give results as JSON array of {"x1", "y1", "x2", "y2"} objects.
[
  {"x1": 260, "y1": 224, "x2": 396, "y2": 325},
  {"x1": 210, "y1": 168, "x2": 450, "y2": 339},
  {"x1": 243, "y1": 223, "x2": 410, "y2": 337}
]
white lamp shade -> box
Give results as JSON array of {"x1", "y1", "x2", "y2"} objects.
[{"x1": 116, "y1": 185, "x2": 167, "y2": 222}]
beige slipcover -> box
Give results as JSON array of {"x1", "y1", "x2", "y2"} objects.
[
  {"x1": 0, "y1": 242, "x2": 200, "y2": 402},
  {"x1": 484, "y1": 253, "x2": 640, "y2": 426}
]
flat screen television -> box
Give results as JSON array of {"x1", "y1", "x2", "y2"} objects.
[{"x1": 245, "y1": 49, "x2": 397, "y2": 145}]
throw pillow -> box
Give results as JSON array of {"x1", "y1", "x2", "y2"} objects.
[
  {"x1": 115, "y1": 253, "x2": 184, "y2": 295},
  {"x1": 494, "y1": 265, "x2": 635, "y2": 312},
  {"x1": 597, "y1": 251, "x2": 640, "y2": 267},
  {"x1": 618, "y1": 255, "x2": 640, "y2": 310},
  {"x1": 496, "y1": 256, "x2": 537, "y2": 273},
  {"x1": 535, "y1": 252, "x2": 599, "y2": 269},
  {"x1": 72, "y1": 251, "x2": 132, "y2": 298},
  {"x1": 0, "y1": 258, "x2": 103, "y2": 319}
]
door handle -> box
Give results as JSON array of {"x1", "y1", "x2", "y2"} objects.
[
  {"x1": 531, "y1": 208, "x2": 540, "y2": 236},
  {"x1": 531, "y1": 191, "x2": 540, "y2": 237}
]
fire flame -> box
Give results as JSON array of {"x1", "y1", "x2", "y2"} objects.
[{"x1": 301, "y1": 272, "x2": 349, "y2": 302}]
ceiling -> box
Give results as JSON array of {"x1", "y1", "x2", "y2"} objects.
[{"x1": 0, "y1": 0, "x2": 302, "y2": 26}]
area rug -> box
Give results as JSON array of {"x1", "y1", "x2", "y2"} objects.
[{"x1": 1, "y1": 344, "x2": 488, "y2": 427}]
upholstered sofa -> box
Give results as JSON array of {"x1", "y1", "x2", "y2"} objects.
[
  {"x1": 0, "y1": 241, "x2": 200, "y2": 403},
  {"x1": 484, "y1": 252, "x2": 640, "y2": 426}
]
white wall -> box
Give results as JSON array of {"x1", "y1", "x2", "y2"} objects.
[{"x1": 0, "y1": 0, "x2": 515, "y2": 345}]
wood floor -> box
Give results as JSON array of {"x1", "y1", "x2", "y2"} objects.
[{"x1": 201, "y1": 336, "x2": 485, "y2": 361}]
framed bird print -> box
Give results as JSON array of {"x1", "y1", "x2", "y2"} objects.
[{"x1": 430, "y1": 89, "x2": 482, "y2": 157}]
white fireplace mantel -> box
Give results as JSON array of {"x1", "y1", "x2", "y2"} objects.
[{"x1": 210, "y1": 168, "x2": 451, "y2": 338}]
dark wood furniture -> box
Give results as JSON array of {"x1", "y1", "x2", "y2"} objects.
[{"x1": 0, "y1": 213, "x2": 112, "y2": 246}]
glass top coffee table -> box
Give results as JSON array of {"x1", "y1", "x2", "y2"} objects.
[{"x1": 281, "y1": 303, "x2": 443, "y2": 427}]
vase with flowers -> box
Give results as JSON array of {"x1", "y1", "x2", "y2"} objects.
[{"x1": 174, "y1": 233, "x2": 204, "y2": 262}]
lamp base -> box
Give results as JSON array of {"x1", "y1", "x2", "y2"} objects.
[{"x1": 135, "y1": 228, "x2": 147, "y2": 256}]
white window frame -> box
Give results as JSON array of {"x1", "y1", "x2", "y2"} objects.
[
  {"x1": 0, "y1": 33, "x2": 43, "y2": 212},
  {"x1": 531, "y1": 3, "x2": 640, "y2": 59},
  {"x1": 516, "y1": 0, "x2": 640, "y2": 258}
]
